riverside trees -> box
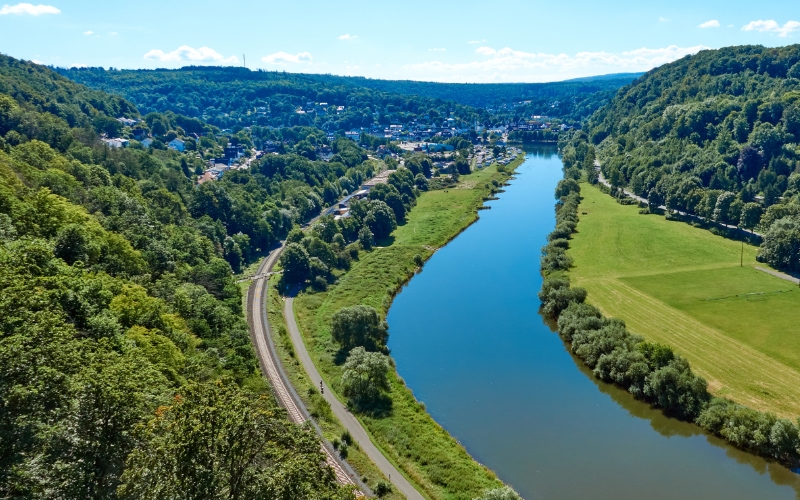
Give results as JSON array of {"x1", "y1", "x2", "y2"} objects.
[
  {"x1": 540, "y1": 166, "x2": 800, "y2": 468},
  {"x1": 331, "y1": 305, "x2": 389, "y2": 353},
  {"x1": 341, "y1": 347, "x2": 392, "y2": 410}
]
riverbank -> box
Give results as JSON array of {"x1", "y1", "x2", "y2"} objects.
[
  {"x1": 291, "y1": 160, "x2": 523, "y2": 499},
  {"x1": 569, "y1": 183, "x2": 800, "y2": 418}
]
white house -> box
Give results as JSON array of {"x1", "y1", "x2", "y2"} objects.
[
  {"x1": 168, "y1": 138, "x2": 185, "y2": 152},
  {"x1": 103, "y1": 138, "x2": 129, "y2": 148}
]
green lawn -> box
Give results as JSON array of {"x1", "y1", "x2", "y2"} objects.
[
  {"x1": 293, "y1": 164, "x2": 518, "y2": 500},
  {"x1": 569, "y1": 184, "x2": 800, "y2": 417}
]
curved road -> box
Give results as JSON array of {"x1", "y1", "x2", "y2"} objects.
[{"x1": 248, "y1": 241, "x2": 425, "y2": 498}]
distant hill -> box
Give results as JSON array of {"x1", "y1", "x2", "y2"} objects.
[
  {"x1": 299, "y1": 73, "x2": 639, "y2": 108},
  {"x1": 562, "y1": 72, "x2": 644, "y2": 83},
  {"x1": 59, "y1": 66, "x2": 633, "y2": 129}
]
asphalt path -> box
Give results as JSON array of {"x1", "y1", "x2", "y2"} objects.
[
  {"x1": 283, "y1": 295, "x2": 425, "y2": 500},
  {"x1": 246, "y1": 183, "x2": 425, "y2": 499}
]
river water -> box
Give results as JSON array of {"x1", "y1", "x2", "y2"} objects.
[{"x1": 387, "y1": 146, "x2": 800, "y2": 500}]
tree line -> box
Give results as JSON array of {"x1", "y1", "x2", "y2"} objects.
[
  {"x1": 570, "y1": 45, "x2": 800, "y2": 271},
  {"x1": 539, "y1": 175, "x2": 800, "y2": 468}
]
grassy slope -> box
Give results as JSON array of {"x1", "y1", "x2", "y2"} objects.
[
  {"x1": 569, "y1": 183, "x2": 800, "y2": 417},
  {"x1": 294, "y1": 165, "x2": 518, "y2": 500}
]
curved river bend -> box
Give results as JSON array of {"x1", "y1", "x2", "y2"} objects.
[{"x1": 387, "y1": 146, "x2": 800, "y2": 500}]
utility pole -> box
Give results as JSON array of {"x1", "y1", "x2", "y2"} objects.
[{"x1": 243, "y1": 54, "x2": 246, "y2": 68}]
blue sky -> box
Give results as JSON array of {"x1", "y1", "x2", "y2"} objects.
[{"x1": 1, "y1": 0, "x2": 799, "y2": 82}]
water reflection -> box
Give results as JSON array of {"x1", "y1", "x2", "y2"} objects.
[
  {"x1": 568, "y1": 342, "x2": 800, "y2": 495},
  {"x1": 388, "y1": 146, "x2": 800, "y2": 499}
]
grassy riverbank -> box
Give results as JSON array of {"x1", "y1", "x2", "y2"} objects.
[
  {"x1": 568, "y1": 183, "x2": 800, "y2": 417},
  {"x1": 292, "y1": 162, "x2": 522, "y2": 500}
]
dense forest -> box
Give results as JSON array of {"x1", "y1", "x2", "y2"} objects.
[
  {"x1": 567, "y1": 45, "x2": 800, "y2": 270},
  {"x1": 59, "y1": 66, "x2": 633, "y2": 131},
  {"x1": 60, "y1": 66, "x2": 495, "y2": 132},
  {"x1": 300, "y1": 72, "x2": 640, "y2": 108},
  {"x1": 0, "y1": 54, "x2": 361, "y2": 498}
]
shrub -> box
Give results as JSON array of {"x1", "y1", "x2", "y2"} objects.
[{"x1": 374, "y1": 481, "x2": 392, "y2": 498}]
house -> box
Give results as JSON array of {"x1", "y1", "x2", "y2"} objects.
[
  {"x1": 103, "y1": 138, "x2": 129, "y2": 148},
  {"x1": 116, "y1": 117, "x2": 137, "y2": 127},
  {"x1": 210, "y1": 158, "x2": 232, "y2": 167},
  {"x1": 168, "y1": 138, "x2": 185, "y2": 152},
  {"x1": 224, "y1": 144, "x2": 245, "y2": 160}
]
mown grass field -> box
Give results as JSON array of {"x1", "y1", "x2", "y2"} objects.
[
  {"x1": 569, "y1": 184, "x2": 800, "y2": 417},
  {"x1": 293, "y1": 164, "x2": 519, "y2": 500}
]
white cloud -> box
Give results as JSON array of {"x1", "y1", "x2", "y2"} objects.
[
  {"x1": 109, "y1": 31, "x2": 117, "y2": 35},
  {"x1": 659, "y1": 17, "x2": 669, "y2": 22},
  {"x1": 144, "y1": 45, "x2": 239, "y2": 64},
  {"x1": 467, "y1": 39, "x2": 486, "y2": 44},
  {"x1": 0, "y1": 3, "x2": 60, "y2": 15},
  {"x1": 261, "y1": 51, "x2": 312, "y2": 64},
  {"x1": 402, "y1": 44, "x2": 708, "y2": 83},
  {"x1": 699, "y1": 20, "x2": 720, "y2": 28},
  {"x1": 31, "y1": 59, "x2": 43, "y2": 64},
  {"x1": 82, "y1": 30, "x2": 93, "y2": 35},
  {"x1": 742, "y1": 19, "x2": 800, "y2": 37},
  {"x1": 338, "y1": 33, "x2": 358, "y2": 40},
  {"x1": 429, "y1": 48, "x2": 446, "y2": 52}
]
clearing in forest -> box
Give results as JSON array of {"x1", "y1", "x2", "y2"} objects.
[{"x1": 569, "y1": 184, "x2": 800, "y2": 417}]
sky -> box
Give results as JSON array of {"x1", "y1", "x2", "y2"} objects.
[{"x1": 0, "y1": 0, "x2": 799, "y2": 83}]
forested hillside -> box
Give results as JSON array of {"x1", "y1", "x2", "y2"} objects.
[
  {"x1": 573, "y1": 45, "x2": 800, "y2": 271},
  {"x1": 59, "y1": 66, "x2": 632, "y2": 131},
  {"x1": 60, "y1": 66, "x2": 494, "y2": 131},
  {"x1": 0, "y1": 54, "x2": 358, "y2": 498},
  {"x1": 302, "y1": 72, "x2": 638, "y2": 120}
]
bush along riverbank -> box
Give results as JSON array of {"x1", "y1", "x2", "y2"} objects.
[{"x1": 539, "y1": 177, "x2": 800, "y2": 469}]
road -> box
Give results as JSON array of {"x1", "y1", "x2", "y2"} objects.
[
  {"x1": 247, "y1": 246, "x2": 366, "y2": 496},
  {"x1": 755, "y1": 265, "x2": 800, "y2": 285},
  {"x1": 594, "y1": 161, "x2": 764, "y2": 238},
  {"x1": 283, "y1": 296, "x2": 425, "y2": 500}
]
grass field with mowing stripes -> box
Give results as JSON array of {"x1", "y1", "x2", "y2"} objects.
[{"x1": 569, "y1": 183, "x2": 800, "y2": 417}]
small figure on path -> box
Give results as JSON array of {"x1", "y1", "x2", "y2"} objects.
[{"x1": 320, "y1": 380, "x2": 324, "y2": 395}]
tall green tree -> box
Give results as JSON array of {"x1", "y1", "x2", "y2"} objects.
[
  {"x1": 331, "y1": 305, "x2": 389, "y2": 352},
  {"x1": 341, "y1": 347, "x2": 391, "y2": 410},
  {"x1": 118, "y1": 382, "x2": 355, "y2": 500}
]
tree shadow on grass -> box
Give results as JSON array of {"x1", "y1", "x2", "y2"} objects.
[
  {"x1": 349, "y1": 393, "x2": 393, "y2": 419},
  {"x1": 374, "y1": 234, "x2": 395, "y2": 247}
]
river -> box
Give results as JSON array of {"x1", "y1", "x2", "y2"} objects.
[{"x1": 386, "y1": 145, "x2": 800, "y2": 500}]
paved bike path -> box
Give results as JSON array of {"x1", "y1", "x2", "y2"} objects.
[{"x1": 283, "y1": 296, "x2": 425, "y2": 500}]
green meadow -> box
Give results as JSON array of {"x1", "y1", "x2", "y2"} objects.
[{"x1": 569, "y1": 184, "x2": 800, "y2": 417}]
